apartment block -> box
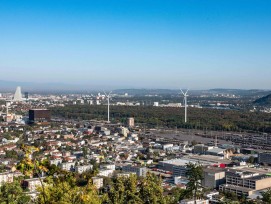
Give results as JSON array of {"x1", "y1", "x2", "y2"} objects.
[
  {"x1": 122, "y1": 165, "x2": 147, "y2": 177},
  {"x1": 219, "y1": 169, "x2": 271, "y2": 197}
]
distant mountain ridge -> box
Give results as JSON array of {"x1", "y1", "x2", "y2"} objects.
[
  {"x1": 0, "y1": 79, "x2": 270, "y2": 95},
  {"x1": 254, "y1": 94, "x2": 271, "y2": 106}
]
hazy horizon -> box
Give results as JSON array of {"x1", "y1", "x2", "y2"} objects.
[
  {"x1": 1, "y1": 0, "x2": 270, "y2": 89},
  {"x1": 0, "y1": 79, "x2": 271, "y2": 93}
]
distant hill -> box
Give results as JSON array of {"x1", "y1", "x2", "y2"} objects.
[
  {"x1": 112, "y1": 89, "x2": 204, "y2": 96},
  {"x1": 253, "y1": 94, "x2": 271, "y2": 106},
  {"x1": 113, "y1": 89, "x2": 179, "y2": 95},
  {"x1": 0, "y1": 80, "x2": 96, "y2": 93},
  {"x1": 209, "y1": 88, "x2": 271, "y2": 97}
]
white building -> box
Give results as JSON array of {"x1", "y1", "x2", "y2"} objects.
[
  {"x1": 49, "y1": 158, "x2": 62, "y2": 166},
  {"x1": 127, "y1": 117, "x2": 135, "y2": 127},
  {"x1": 153, "y1": 102, "x2": 159, "y2": 107},
  {"x1": 0, "y1": 172, "x2": 14, "y2": 186},
  {"x1": 180, "y1": 200, "x2": 209, "y2": 204},
  {"x1": 122, "y1": 165, "x2": 147, "y2": 177},
  {"x1": 117, "y1": 127, "x2": 129, "y2": 137},
  {"x1": 60, "y1": 162, "x2": 75, "y2": 171},
  {"x1": 116, "y1": 172, "x2": 136, "y2": 178},
  {"x1": 174, "y1": 176, "x2": 189, "y2": 186},
  {"x1": 92, "y1": 177, "x2": 103, "y2": 189},
  {"x1": 87, "y1": 100, "x2": 93, "y2": 105},
  {"x1": 163, "y1": 143, "x2": 174, "y2": 150},
  {"x1": 98, "y1": 169, "x2": 114, "y2": 177},
  {"x1": 100, "y1": 164, "x2": 115, "y2": 170},
  {"x1": 75, "y1": 165, "x2": 93, "y2": 174},
  {"x1": 22, "y1": 178, "x2": 45, "y2": 192},
  {"x1": 13, "y1": 86, "x2": 23, "y2": 102}
]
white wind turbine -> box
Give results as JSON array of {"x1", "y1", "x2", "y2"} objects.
[
  {"x1": 181, "y1": 89, "x2": 189, "y2": 123},
  {"x1": 104, "y1": 91, "x2": 112, "y2": 123}
]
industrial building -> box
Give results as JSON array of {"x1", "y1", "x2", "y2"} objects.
[
  {"x1": 158, "y1": 158, "x2": 216, "y2": 177},
  {"x1": 202, "y1": 167, "x2": 226, "y2": 189},
  {"x1": 258, "y1": 152, "x2": 271, "y2": 165}
]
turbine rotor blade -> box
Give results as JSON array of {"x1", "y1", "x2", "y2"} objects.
[{"x1": 103, "y1": 90, "x2": 107, "y2": 96}]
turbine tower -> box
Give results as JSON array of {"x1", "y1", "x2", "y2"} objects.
[
  {"x1": 104, "y1": 91, "x2": 112, "y2": 123},
  {"x1": 181, "y1": 89, "x2": 189, "y2": 123}
]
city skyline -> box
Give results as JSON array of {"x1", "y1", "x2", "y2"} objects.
[{"x1": 1, "y1": 0, "x2": 270, "y2": 89}]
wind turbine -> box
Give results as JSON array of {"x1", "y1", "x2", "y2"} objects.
[
  {"x1": 104, "y1": 91, "x2": 112, "y2": 123},
  {"x1": 181, "y1": 89, "x2": 189, "y2": 123}
]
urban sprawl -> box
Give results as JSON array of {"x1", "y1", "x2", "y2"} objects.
[{"x1": 0, "y1": 86, "x2": 271, "y2": 204}]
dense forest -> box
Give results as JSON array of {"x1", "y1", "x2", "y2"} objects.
[
  {"x1": 254, "y1": 94, "x2": 271, "y2": 106},
  {"x1": 51, "y1": 105, "x2": 271, "y2": 133}
]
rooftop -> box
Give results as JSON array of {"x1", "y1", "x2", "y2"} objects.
[
  {"x1": 159, "y1": 158, "x2": 214, "y2": 166},
  {"x1": 207, "y1": 148, "x2": 225, "y2": 154},
  {"x1": 204, "y1": 167, "x2": 225, "y2": 173},
  {"x1": 221, "y1": 184, "x2": 253, "y2": 192}
]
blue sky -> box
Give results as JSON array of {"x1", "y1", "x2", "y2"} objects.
[{"x1": 0, "y1": 0, "x2": 270, "y2": 89}]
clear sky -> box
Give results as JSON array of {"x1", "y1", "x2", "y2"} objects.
[{"x1": 0, "y1": 0, "x2": 270, "y2": 89}]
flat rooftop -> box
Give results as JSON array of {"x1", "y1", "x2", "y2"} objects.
[
  {"x1": 204, "y1": 167, "x2": 225, "y2": 173},
  {"x1": 188, "y1": 155, "x2": 232, "y2": 164},
  {"x1": 248, "y1": 175, "x2": 271, "y2": 181},
  {"x1": 221, "y1": 184, "x2": 253, "y2": 192},
  {"x1": 234, "y1": 167, "x2": 271, "y2": 175},
  {"x1": 29, "y1": 109, "x2": 49, "y2": 110},
  {"x1": 159, "y1": 158, "x2": 214, "y2": 166}
]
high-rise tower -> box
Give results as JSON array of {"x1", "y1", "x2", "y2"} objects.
[{"x1": 13, "y1": 86, "x2": 23, "y2": 102}]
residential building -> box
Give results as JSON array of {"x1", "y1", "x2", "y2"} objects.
[
  {"x1": 75, "y1": 165, "x2": 93, "y2": 174},
  {"x1": 219, "y1": 169, "x2": 271, "y2": 197},
  {"x1": 180, "y1": 199, "x2": 209, "y2": 204},
  {"x1": 92, "y1": 177, "x2": 103, "y2": 189},
  {"x1": 98, "y1": 169, "x2": 114, "y2": 177},
  {"x1": 60, "y1": 162, "x2": 75, "y2": 171},
  {"x1": 116, "y1": 172, "x2": 136, "y2": 178},
  {"x1": 50, "y1": 158, "x2": 62, "y2": 166},
  {"x1": 122, "y1": 165, "x2": 147, "y2": 177},
  {"x1": 127, "y1": 117, "x2": 135, "y2": 128},
  {"x1": 0, "y1": 172, "x2": 14, "y2": 186},
  {"x1": 100, "y1": 164, "x2": 115, "y2": 170},
  {"x1": 22, "y1": 178, "x2": 45, "y2": 192}
]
